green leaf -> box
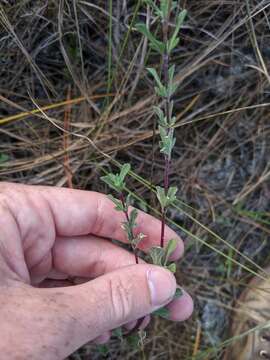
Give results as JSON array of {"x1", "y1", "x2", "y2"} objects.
[
  {"x1": 101, "y1": 174, "x2": 121, "y2": 192},
  {"x1": 169, "y1": 82, "x2": 179, "y2": 97},
  {"x1": 167, "y1": 65, "x2": 178, "y2": 97},
  {"x1": 129, "y1": 208, "x2": 138, "y2": 228},
  {"x1": 156, "y1": 185, "x2": 178, "y2": 210},
  {"x1": 113, "y1": 327, "x2": 123, "y2": 339},
  {"x1": 160, "y1": 0, "x2": 170, "y2": 19},
  {"x1": 153, "y1": 306, "x2": 170, "y2": 319},
  {"x1": 167, "y1": 185, "x2": 178, "y2": 204},
  {"x1": 149, "y1": 246, "x2": 165, "y2": 265},
  {"x1": 121, "y1": 221, "x2": 133, "y2": 242},
  {"x1": 156, "y1": 186, "x2": 167, "y2": 210},
  {"x1": 97, "y1": 344, "x2": 110, "y2": 356},
  {"x1": 126, "y1": 193, "x2": 133, "y2": 207},
  {"x1": 147, "y1": 68, "x2": 167, "y2": 97},
  {"x1": 174, "y1": 287, "x2": 183, "y2": 299},
  {"x1": 101, "y1": 165, "x2": 131, "y2": 192},
  {"x1": 126, "y1": 333, "x2": 140, "y2": 349},
  {"x1": 166, "y1": 262, "x2": 176, "y2": 273},
  {"x1": 159, "y1": 124, "x2": 167, "y2": 140},
  {"x1": 170, "y1": 116, "x2": 176, "y2": 126},
  {"x1": 168, "y1": 9, "x2": 187, "y2": 53},
  {"x1": 135, "y1": 23, "x2": 165, "y2": 54},
  {"x1": 147, "y1": 68, "x2": 163, "y2": 89},
  {"x1": 155, "y1": 86, "x2": 167, "y2": 98},
  {"x1": 159, "y1": 126, "x2": 176, "y2": 157},
  {"x1": 153, "y1": 106, "x2": 167, "y2": 126},
  {"x1": 119, "y1": 163, "x2": 131, "y2": 181},
  {"x1": 168, "y1": 65, "x2": 175, "y2": 83},
  {"x1": 107, "y1": 194, "x2": 125, "y2": 211},
  {"x1": 143, "y1": 0, "x2": 163, "y2": 17},
  {"x1": 167, "y1": 186, "x2": 178, "y2": 201},
  {"x1": 168, "y1": 36, "x2": 180, "y2": 53},
  {"x1": 164, "y1": 238, "x2": 178, "y2": 262}
]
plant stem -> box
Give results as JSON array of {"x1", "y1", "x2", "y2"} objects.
[
  {"x1": 120, "y1": 193, "x2": 139, "y2": 264},
  {"x1": 160, "y1": 2, "x2": 172, "y2": 248}
]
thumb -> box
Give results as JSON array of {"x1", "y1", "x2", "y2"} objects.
[{"x1": 55, "y1": 264, "x2": 176, "y2": 355}]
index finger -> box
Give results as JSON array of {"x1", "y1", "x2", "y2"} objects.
[{"x1": 39, "y1": 186, "x2": 184, "y2": 259}]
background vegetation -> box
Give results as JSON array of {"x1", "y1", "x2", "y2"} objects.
[{"x1": 0, "y1": 0, "x2": 270, "y2": 359}]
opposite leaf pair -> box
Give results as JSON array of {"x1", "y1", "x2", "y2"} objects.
[
  {"x1": 135, "y1": 7, "x2": 187, "y2": 55},
  {"x1": 149, "y1": 238, "x2": 178, "y2": 273}
]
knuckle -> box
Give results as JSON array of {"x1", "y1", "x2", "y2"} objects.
[{"x1": 108, "y1": 276, "x2": 133, "y2": 322}]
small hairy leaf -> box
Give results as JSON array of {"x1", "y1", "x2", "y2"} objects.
[
  {"x1": 126, "y1": 333, "x2": 141, "y2": 349},
  {"x1": 156, "y1": 185, "x2": 178, "y2": 210},
  {"x1": 113, "y1": 327, "x2": 123, "y2": 339},
  {"x1": 119, "y1": 163, "x2": 131, "y2": 181},
  {"x1": 101, "y1": 174, "x2": 122, "y2": 192},
  {"x1": 135, "y1": 23, "x2": 165, "y2": 54},
  {"x1": 107, "y1": 194, "x2": 125, "y2": 211},
  {"x1": 121, "y1": 222, "x2": 133, "y2": 242},
  {"x1": 159, "y1": 125, "x2": 167, "y2": 140},
  {"x1": 155, "y1": 85, "x2": 167, "y2": 98},
  {"x1": 166, "y1": 184, "x2": 178, "y2": 204},
  {"x1": 167, "y1": 186, "x2": 178, "y2": 201},
  {"x1": 156, "y1": 186, "x2": 167, "y2": 210},
  {"x1": 125, "y1": 193, "x2": 133, "y2": 207},
  {"x1": 160, "y1": 0, "x2": 170, "y2": 19},
  {"x1": 147, "y1": 68, "x2": 163, "y2": 89},
  {"x1": 159, "y1": 126, "x2": 176, "y2": 157},
  {"x1": 168, "y1": 9, "x2": 187, "y2": 53},
  {"x1": 153, "y1": 106, "x2": 168, "y2": 126},
  {"x1": 143, "y1": 0, "x2": 162, "y2": 17},
  {"x1": 129, "y1": 208, "x2": 138, "y2": 228},
  {"x1": 170, "y1": 116, "x2": 176, "y2": 126},
  {"x1": 97, "y1": 344, "x2": 110, "y2": 356},
  {"x1": 153, "y1": 307, "x2": 170, "y2": 318},
  {"x1": 167, "y1": 36, "x2": 179, "y2": 53},
  {"x1": 174, "y1": 287, "x2": 183, "y2": 299},
  {"x1": 166, "y1": 262, "x2": 176, "y2": 273},
  {"x1": 149, "y1": 246, "x2": 165, "y2": 265},
  {"x1": 168, "y1": 64, "x2": 175, "y2": 83},
  {"x1": 168, "y1": 82, "x2": 179, "y2": 97},
  {"x1": 165, "y1": 238, "x2": 178, "y2": 261}
]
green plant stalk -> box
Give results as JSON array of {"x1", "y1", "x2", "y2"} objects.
[{"x1": 136, "y1": 1, "x2": 186, "y2": 265}]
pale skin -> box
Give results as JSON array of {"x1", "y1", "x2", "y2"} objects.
[{"x1": 0, "y1": 182, "x2": 193, "y2": 360}]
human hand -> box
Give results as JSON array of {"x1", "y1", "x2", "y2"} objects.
[{"x1": 0, "y1": 182, "x2": 193, "y2": 360}]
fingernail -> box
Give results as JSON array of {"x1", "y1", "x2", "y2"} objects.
[{"x1": 147, "y1": 268, "x2": 176, "y2": 307}]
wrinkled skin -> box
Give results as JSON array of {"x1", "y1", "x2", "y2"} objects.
[{"x1": 0, "y1": 183, "x2": 193, "y2": 360}]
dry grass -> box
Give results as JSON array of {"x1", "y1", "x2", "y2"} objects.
[{"x1": 0, "y1": 0, "x2": 270, "y2": 359}]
